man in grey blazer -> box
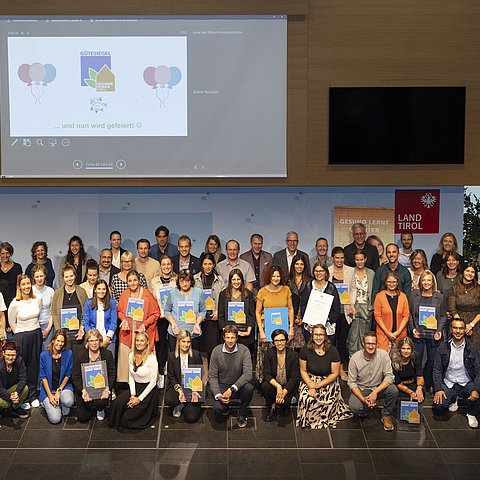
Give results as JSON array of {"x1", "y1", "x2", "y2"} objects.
[
  {"x1": 272, "y1": 231, "x2": 310, "y2": 278},
  {"x1": 240, "y1": 233, "x2": 272, "y2": 295}
]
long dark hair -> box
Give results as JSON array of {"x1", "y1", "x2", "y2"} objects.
[
  {"x1": 91, "y1": 279, "x2": 113, "y2": 311},
  {"x1": 453, "y1": 262, "x2": 480, "y2": 295},
  {"x1": 66, "y1": 235, "x2": 87, "y2": 265},
  {"x1": 288, "y1": 253, "x2": 311, "y2": 289},
  {"x1": 200, "y1": 252, "x2": 217, "y2": 285},
  {"x1": 226, "y1": 268, "x2": 248, "y2": 300}
]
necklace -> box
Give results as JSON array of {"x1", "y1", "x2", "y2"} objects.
[{"x1": 65, "y1": 288, "x2": 76, "y2": 301}]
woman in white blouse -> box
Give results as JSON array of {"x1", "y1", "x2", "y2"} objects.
[
  {"x1": 8, "y1": 274, "x2": 42, "y2": 408},
  {"x1": 108, "y1": 332, "x2": 159, "y2": 429}
]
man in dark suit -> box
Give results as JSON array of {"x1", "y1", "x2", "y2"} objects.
[
  {"x1": 344, "y1": 222, "x2": 379, "y2": 271},
  {"x1": 240, "y1": 233, "x2": 272, "y2": 295},
  {"x1": 272, "y1": 231, "x2": 310, "y2": 278},
  {"x1": 173, "y1": 235, "x2": 201, "y2": 275}
]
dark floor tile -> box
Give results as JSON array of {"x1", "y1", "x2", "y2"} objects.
[
  {"x1": 0, "y1": 415, "x2": 28, "y2": 439},
  {"x1": 18, "y1": 429, "x2": 91, "y2": 448},
  {"x1": 0, "y1": 441, "x2": 19, "y2": 448},
  {"x1": 432, "y1": 427, "x2": 480, "y2": 448},
  {"x1": 63, "y1": 416, "x2": 93, "y2": 430},
  {"x1": 81, "y1": 449, "x2": 156, "y2": 477},
  {"x1": 156, "y1": 463, "x2": 228, "y2": 480},
  {"x1": 0, "y1": 449, "x2": 15, "y2": 479},
  {"x1": 442, "y1": 449, "x2": 480, "y2": 463},
  {"x1": 12, "y1": 449, "x2": 86, "y2": 465},
  {"x1": 377, "y1": 476, "x2": 452, "y2": 480},
  {"x1": 370, "y1": 450, "x2": 448, "y2": 476},
  {"x1": 361, "y1": 413, "x2": 436, "y2": 448},
  {"x1": 330, "y1": 429, "x2": 367, "y2": 448},
  {"x1": 230, "y1": 477, "x2": 301, "y2": 480},
  {"x1": 302, "y1": 462, "x2": 376, "y2": 480},
  {"x1": 159, "y1": 428, "x2": 227, "y2": 448},
  {"x1": 228, "y1": 409, "x2": 296, "y2": 448},
  {"x1": 88, "y1": 440, "x2": 158, "y2": 448},
  {"x1": 447, "y1": 464, "x2": 480, "y2": 480},
  {"x1": 90, "y1": 417, "x2": 159, "y2": 441},
  {"x1": 5, "y1": 463, "x2": 82, "y2": 480},
  {"x1": 228, "y1": 449, "x2": 301, "y2": 477},
  {"x1": 161, "y1": 408, "x2": 224, "y2": 431},
  {"x1": 294, "y1": 426, "x2": 332, "y2": 448},
  {"x1": 298, "y1": 449, "x2": 373, "y2": 464},
  {"x1": 423, "y1": 407, "x2": 473, "y2": 430},
  {"x1": 24, "y1": 408, "x2": 72, "y2": 429},
  {"x1": 331, "y1": 415, "x2": 362, "y2": 430},
  {"x1": 156, "y1": 448, "x2": 227, "y2": 464}
]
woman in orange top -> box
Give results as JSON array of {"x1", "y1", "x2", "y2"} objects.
[
  {"x1": 373, "y1": 271, "x2": 410, "y2": 351},
  {"x1": 117, "y1": 270, "x2": 160, "y2": 383}
]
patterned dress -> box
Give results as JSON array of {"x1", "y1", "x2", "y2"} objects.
[{"x1": 296, "y1": 345, "x2": 352, "y2": 429}]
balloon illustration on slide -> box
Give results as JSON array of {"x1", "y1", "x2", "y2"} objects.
[
  {"x1": 143, "y1": 65, "x2": 182, "y2": 106},
  {"x1": 18, "y1": 62, "x2": 57, "y2": 104}
]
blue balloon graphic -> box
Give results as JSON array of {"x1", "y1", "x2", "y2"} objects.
[
  {"x1": 43, "y1": 63, "x2": 57, "y2": 85},
  {"x1": 167, "y1": 66, "x2": 182, "y2": 89}
]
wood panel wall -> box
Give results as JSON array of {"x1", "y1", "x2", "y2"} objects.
[{"x1": 1, "y1": 0, "x2": 479, "y2": 186}]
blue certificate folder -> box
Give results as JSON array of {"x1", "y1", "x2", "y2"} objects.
[
  {"x1": 182, "y1": 365, "x2": 204, "y2": 402},
  {"x1": 264, "y1": 307, "x2": 289, "y2": 339},
  {"x1": 400, "y1": 401, "x2": 420, "y2": 424}
]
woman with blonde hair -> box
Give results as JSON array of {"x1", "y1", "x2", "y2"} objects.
[
  {"x1": 109, "y1": 332, "x2": 159, "y2": 429},
  {"x1": 430, "y1": 232, "x2": 463, "y2": 276},
  {"x1": 165, "y1": 330, "x2": 203, "y2": 422},
  {"x1": 8, "y1": 273, "x2": 42, "y2": 408},
  {"x1": 71, "y1": 328, "x2": 115, "y2": 423},
  {"x1": 409, "y1": 270, "x2": 446, "y2": 394},
  {"x1": 110, "y1": 251, "x2": 148, "y2": 302}
]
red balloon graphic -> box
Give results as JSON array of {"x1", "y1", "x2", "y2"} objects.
[{"x1": 18, "y1": 64, "x2": 32, "y2": 85}]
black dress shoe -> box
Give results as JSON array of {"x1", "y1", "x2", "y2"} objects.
[{"x1": 264, "y1": 405, "x2": 276, "y2": 422}]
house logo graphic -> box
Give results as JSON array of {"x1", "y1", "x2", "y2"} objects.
[{"x1": 80, "y1": 51, "x2": 115, "y2": 92}]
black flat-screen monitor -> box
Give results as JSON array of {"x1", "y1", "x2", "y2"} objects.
[{"x1": 329, "y1": 86, "x2": 466, "y2": 165}]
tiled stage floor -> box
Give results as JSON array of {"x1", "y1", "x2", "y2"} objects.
[{"x1": 0, "y1": 386, "x2": 478, "y2": 480}]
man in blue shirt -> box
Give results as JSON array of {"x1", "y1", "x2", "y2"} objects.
[
  {"x1": 148, "y1": 225, "x2": 178, "y2": 261},
  {"x1": 433, "y1": 318, "x2": 480, "y2": 428},
  {"x1": 372, "y1": 243, "x2": 412, "y2": 299}
]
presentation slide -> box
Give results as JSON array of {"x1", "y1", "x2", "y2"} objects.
[
  {"x1": 0, "y1": 16, "x2": 287, "y2": 178},
  {"x1": 8, "y1": 36, "x2": 188, "y2": 137}
]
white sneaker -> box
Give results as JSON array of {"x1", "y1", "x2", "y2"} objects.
[
  {"x1": 467, "y1": 414, "x2": 478, "y2": 428},
  {"x1": 31, "y1": 399, "x2": 40, "y2": 408},
  {"x1": 448, "y1": 400, "x2": 458, "y2": 412},
  {"x1": 157, "y1": 374, "x2": 165, "y2": 389},
  {"x1": 96, "y1": 409, "x2": 105, "y2": 421},
  {"x1": 21, "y1": 402, "x2": 31, "y2": 410}
]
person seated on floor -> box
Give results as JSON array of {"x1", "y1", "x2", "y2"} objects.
[
  {"x1": 165, "y1": 329, "x2": 204, "y2": 423},
  {"x1": 72, "y1": 328, "x2": 115, "y2": 423},
  {"x1": 39, "y1": 329, "x2": 74, "y2": 424},
  {"x1": 296, "y1": 324, "x2": 352, "y2": 429},
  {"x1": 391, "y1": 337, "x2": 424, "y2": 403},
  {"x1": 433, "y1": 318, "x2": 480, "y2": 428},
  {"x1": 347, "y1": 330, "x2": 398, "y2": 431},
  {"x1": 109, "y1": 332, "x2": 159, "y2": 429},
  {"x1": 210, "y1": 324, "x2": 254, "y2": 428},
  {"x1": 261, "y1": 328, "x2": 299, "y2": 422},
  {"x1": 0, "y1": 340, "x2": 29, "y2": 419}
]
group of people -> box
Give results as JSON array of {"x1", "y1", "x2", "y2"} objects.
[{"x1": 0, "y1": 223, "x2": 479, "y2": 431}]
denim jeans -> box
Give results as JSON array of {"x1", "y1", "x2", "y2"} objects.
[{"x1": 41, "y1": 390, "x2": 74, "y2": 424}]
